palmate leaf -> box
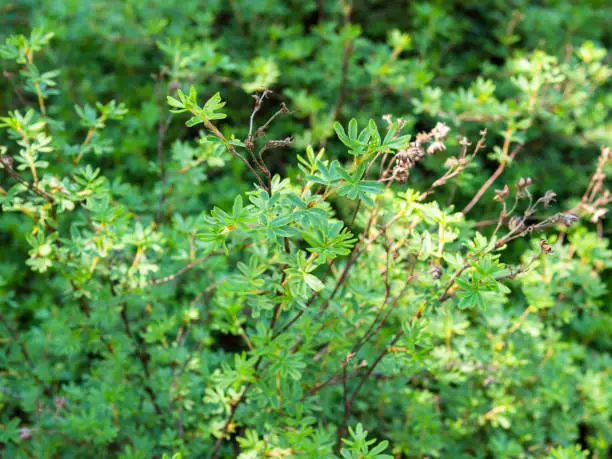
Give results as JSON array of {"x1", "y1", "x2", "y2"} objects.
[
  {"x1": 203, "y1": 92, "x2": 227, "y2": 120},
  {"x1": 168, "y1": 86, "x2": 227, "y2": 124},
  {"x1": 166, "y1": 95, "x2": 186, "y2": 111},
  {"x1": 334, "y1": 121, "x2": 350, "y2": 146},
  {"x1": 334, "y1": 160, "x2": 383, "y2": 205},
  {"x1": 333, "y1": 119, "x2": 372, "y2": 156}
]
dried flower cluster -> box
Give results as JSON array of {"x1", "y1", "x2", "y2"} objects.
[
  {"x1": 392, "y1": 122, "x2": 450, "y2": 183},
  {"x1": 572, "y1": 146, "x2": 611, "y2": 223}
]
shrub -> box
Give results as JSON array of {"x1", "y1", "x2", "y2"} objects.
[{"x1": 0, "y1": 2, "x2": 610, "y2": 458}]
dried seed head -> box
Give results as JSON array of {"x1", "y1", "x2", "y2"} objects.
[
  {"x1": 0, "y1": 154, "x2": 13, "y2": 169},
  {"x1": 430, "y1": 263, "x2": 442, "y2": 280},
  {"x1": 508, "y1": 216, "x2": 524, "y2": 232},
  {"x1": 539, "y1": 237, "x2": 553, "y2": 254},
  {"x1": 494, "y1": 185, "x2": 510, "y2": 202},
  {"x1": 427, "y1": 140, "x2": 446, "y2": 155},
  {"x1": 517, "y1": 177, "x2": 533, "y2": 196},
  {"x1": 444, "y1": 157, "x2": 459, "y2": 168},
  {"x1": 517, "y1": 177, "x2": 533, "y2": 189},
  {"x1": 392, "y1": 142, "x2": 424, "y2": 183},
  {"x1": 19, "y1": 427, "x2": 32, "y2": 440},
  {"x1": 541, "y1": 190, "x2": 557, "y2": 207},
  {"x1": 407, "y1": 143, "x2": 425, "y2": 162},
  {"x1": 431, "y1": 122, "x2": 451, "y2": 140},
  {"x1": 54, "y1": 396, "x2": 67, "y2": 410},
  {"x1": 415, "y1": 131, "x2": 431, "y2": 145},
  {"x1": 590, "y1": 207, "x2": 608, "y2": 223},
  {"x1": 393, "y1": 167, "x2": 410, "y2": 183},
  {"x1": 558, "y1": 213, "x2": 579, "y2": 226}
]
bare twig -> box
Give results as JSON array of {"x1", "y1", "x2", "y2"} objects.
[
  {"x1": 419, "y1": 130, "x2": 487, "y2": 202},
  {"x1": 203, "y1": 117, "x2": 269, "y2": 192},
  {"x1": 110, "y1": 283, "x2": 162, "y2": 415},
  {"x1": 1, "y1": 155, "x2": 55, "y2": 203},
  {"x1": 146, "y1": 252, "x2": 222, "y2": 286},
  {"x1": 155, "y1": 72, "x2": 175, "y2": 223},
  {"x1": 336, "y1": 304, "x2": 425, "y2": 449},
  {"x1": 330, "y1": 2, "x2": 354, "y2": 125},
  {"x1": 269, "y1": 238, "x2": 291, "y2": 331},
  {"x1": 462, "y1": 139, "x2": 522, "y2": 215},
  {"x1": 495, "y1": 250, "x2": 542, "y2": 281},
  {"x1": 254, "y1": 103, "x2": 289, "y2": 139}
]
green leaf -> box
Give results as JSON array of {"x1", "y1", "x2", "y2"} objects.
[
  {"x1": 334, "y1": 121, "x2": 350, "y2": 146},
  {"x1": 348, "y1": 118, "x2": 358, "y2": 140},
  {"x1": 303, "y1": 273, "x2": 324, "y2": 291}
]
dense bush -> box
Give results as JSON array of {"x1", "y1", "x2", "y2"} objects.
[{"x1": 0, "y1": 1, "x2": 610, "y2": 457}]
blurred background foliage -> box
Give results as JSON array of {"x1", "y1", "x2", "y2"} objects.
[{"x1": 0, "y1": 0, "x2": 610, "y2": 457}]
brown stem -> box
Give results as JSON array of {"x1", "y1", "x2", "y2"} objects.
[
  {"x1": 330, "y1": 4, "x2": 354, "y2": 126},
  {"x1": 210, "y1": 358, "x2": 262, "y2": 458},
  {"x1": 269, "y1": 238, "x2": 291, "y2": 330},
  {"x1": 439, "y1": 264, "x2": 469, "y2": 303},
  {"x1": 462, "y1": 142, "x2": 522, "y2": 215},
  {"x1": 1, "y1": 156, "x2": 55, "y2": 203},
  {"x1": 203, "y1": 117, "x2": 268, "y2": 192},
  {"x1": 110, "y1": 283, "x2": 162, "y2": 415},
  {"x1": 146, "y1": 251, "x2": 222, "y2": 286},
  {"x1": 254, "y1": 104, "x2": 289, "y2": 139},
  {"x1": 336, "y1": 328, "x2": 405, "y2": 448},
  {"x1": 155, "y1": 78, "x2": 174, "y2": 222}
]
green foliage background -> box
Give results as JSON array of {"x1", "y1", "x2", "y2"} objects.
[{"x1": 0, "y1": 1, "x2": 610, "y2": 457}]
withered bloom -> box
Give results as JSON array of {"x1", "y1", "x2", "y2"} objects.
[
  {"x1": 517, "y1": 177, "x2": 533, "y2": 196},
  {"x1": 0, "y1": 154, "x2": 13, "y2": 169},
  {"x1": 539, "y1": 238, "x2": 553, "y2": 254},
  {"x1": 19, "y1": 427, "x2": 32, "y2": 440},
  {"x1": 494, "y1": 185, "x2": 510, "y2": 202},
  {"x1": 430, "y1": 263, "x2": 442, "y2": 279},
  {"x1": 431, "y1": 122, "x2": 450, "y2": 140},
  {"x1": 558, "y1": 213, "x2": 579, "y2": 226},
  {"x1": 427, "y1": 140, "x2": 446, "y2": 155},
  {"x1": 541, "y1": 190, "x2": 557, "y2": 207},
  {"x1": 392, "y1": 142, "x2": 425, "y2": 183},
  {"x1": 508, "y1": 216, "x2": 523, "y2": 232}
]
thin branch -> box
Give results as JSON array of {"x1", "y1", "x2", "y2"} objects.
[
  {"x1": 419, "y1": 131, "x2": 487, "y2": 202},
  {"x1": 337, "y1": 303, "x2": 425, "y2": 447},
  {"x1": 155, "y1": 73, "x2": 174, "y2": 222},
  {"x1": 330, "y1": 2, "x2": 354, "y2": 125},
  {"x1": 1, "y1": 155, "x2": 55, "y2": 203},
  {"x1": 439, "y1": 264, "x2": 469, "y2": 303},
  {"x1": 254, "y1": 103, "x2": 289, "y2": 139},
  {"x1": 247, "y1": 89, "x2": 270, "y2": 142},
  {"x1": 462, "y1": 142, "x2": 522, "y2": 215},
  {"x1": 269, "y1": 237, "x2": 291, "y2": 331},
  {"x1": 210, "y1": 358, "x2": 262, "y2": 458},
  {"x1": 330, "y1": 40, "x2": 354, "y2": 124},
  {"x1": 0, "y1": 313, "x2": 35, "y2": 371},
  {"x1": 495, "y1": 250, "x2": 542, "y2": 281},
  {"x1": 110, "y1": 283, "x2": 162, "y2": 415},
  {"x1": 203, "y1": 117, "x2": 269, "y2": 192},
  {"x1": 146, "y1": 251, "x2": 222, "y2": 286}
]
